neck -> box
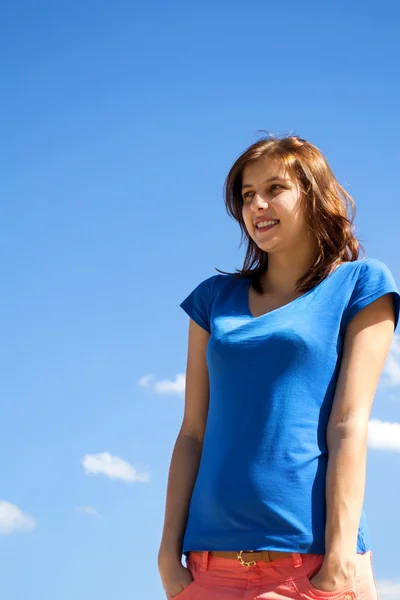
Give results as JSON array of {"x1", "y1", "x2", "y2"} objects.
[{"x1": 262, "y1": 245, "x2": 319, "y2": 294}]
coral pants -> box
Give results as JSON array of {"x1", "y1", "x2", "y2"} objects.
[{"x1": 173, "y1": 550, "x2": 378, "y2": 600}]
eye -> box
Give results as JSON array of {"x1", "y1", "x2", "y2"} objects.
[
  {"x1": 270, "y1": 184, "x2": 283, "y2": 191},
  {"x1": 242, "y1": 191, "x2": 254, "y2": 202}
]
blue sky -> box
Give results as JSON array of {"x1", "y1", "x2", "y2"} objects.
[{"x1": 1, "y1": 1, "x2": 400, "y2": 598}]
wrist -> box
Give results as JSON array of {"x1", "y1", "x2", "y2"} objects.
[{"x1": 323, "y1": 552, "x2": 356, "y2": 572}]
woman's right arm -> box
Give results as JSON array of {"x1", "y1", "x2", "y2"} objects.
[{"x1": 158, "y1": 318, "x2": 210, "y2": 598}]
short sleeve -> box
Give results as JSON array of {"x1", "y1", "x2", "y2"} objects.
[
  {"x1": 343, "y1": 259, "x2": 400, "y2": 330},
  {"x1": 180, "y1": 275, "x2": 222, "y2": 333}
]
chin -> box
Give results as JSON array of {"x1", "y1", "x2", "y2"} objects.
[{"x1": 255, "y1": 241, "x2": 279, "y2": 253}]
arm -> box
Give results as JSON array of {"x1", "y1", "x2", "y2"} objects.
[
  {"x1": 158, "y1": 319, "x2": 210, "y2": 598},
  {"x1": 311, "y1": 293, "x2": 395, "y2": 592}
]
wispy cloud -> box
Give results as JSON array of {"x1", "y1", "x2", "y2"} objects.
[
  {"x1": 138, "y1": 375, "x2": 154, "y2": 389},
  {"x1": 81, "y1": 452, "x2": 150, "y2": 483},
  {"x1": 76, "y1": 505, "x2": 103, "y2": 519},
  {"x1": 376, "y1": 580, "x2": 400, "y2": 599},
  {"x1": 381, "y1": 335, "x2": 400, "y2": 387},
  {"x1": 0, "y1": 500, "x2": 36, "y2": 535},
  {"x1": 139, "y1": 373, "x2": 185, "y2": 397},
  {"x1": 368, "y1": 419, "x2": 400, "y2": 452}
]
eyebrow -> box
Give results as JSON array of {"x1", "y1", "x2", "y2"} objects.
[{"x1": 241, "y1": 176, "x2": 289, "y2": 190}]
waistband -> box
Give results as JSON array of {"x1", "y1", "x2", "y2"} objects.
[
  {"x1": 187, "y1": 550, "x2": 305, "y2": 571},
  {"x1": 208, "y1": 550, "x2": 297, "y2": 567}
]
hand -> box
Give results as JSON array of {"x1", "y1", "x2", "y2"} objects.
[
  {"x1": 309, "y1": 558, "x2": 356, "y2": 593},
  {"x1": 158, "y1": 555, "x2": 194, "y2": 600}
]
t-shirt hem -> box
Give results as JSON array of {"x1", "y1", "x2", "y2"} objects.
[{"x1": 183, "y1": 534, "x2": 371, "y2": 555}]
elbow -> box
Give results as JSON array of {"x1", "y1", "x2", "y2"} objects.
[
  {"x1": 178, "y1": 427, "x2": 205, "y2": 449},
  {"x1": 326, "y1": 415, "x2": 369, "y2": 451}
]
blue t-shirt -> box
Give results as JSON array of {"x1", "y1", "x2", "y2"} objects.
[{"x1": 179, "y1": 258, "x2": 399, "y2": 555}]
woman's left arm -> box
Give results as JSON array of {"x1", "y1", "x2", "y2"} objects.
[{"x1": 311, "y1": 293, "x2": 396, "y2": 592}]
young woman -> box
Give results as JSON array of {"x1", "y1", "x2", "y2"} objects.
[{"x1": 158, "y1": 135, "x2": 399, "y2": 600}]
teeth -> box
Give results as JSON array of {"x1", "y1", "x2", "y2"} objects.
[{"x1": 256, "y1": 220, "x2": 279, "y2": 228}]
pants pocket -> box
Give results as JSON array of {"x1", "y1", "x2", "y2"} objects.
[
  {"x1": 171, "y1": 581, "x2": 199, "y2": 600},
  {"x1": 293, "y1": 573, "x2": 357, "y2": 599}
]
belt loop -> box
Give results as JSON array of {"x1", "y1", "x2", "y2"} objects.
[
  {"x1": 200, "y1": 551, "x2": 209, "y2": 572},
  {"x1": 292, "y1": 553, "x2": 303, "y2": 568}
]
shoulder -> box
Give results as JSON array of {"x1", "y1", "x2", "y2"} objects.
[
  {"x1": 342, "y1": 258, "x2": 399, "y2": 329},
  {"x1": 334, "y1": 258, "x2": 396, "y2": 286},
  {"x1": 360, "y1": 257, "x2": 395, "y2": 275},
  {"x1": 180, "y1": 272, "x2": 238, "y2": 308},
  {"x1": 180, "y1": 273, "x2": 239, "y2": 333},
  {"x1": 191, "y1": 273, "x2": 238, "y2": 296},
  {"x1": 350, "y1": 257, "x2": 397, "y2": 288}
]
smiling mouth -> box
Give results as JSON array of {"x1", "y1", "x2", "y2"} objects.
[{"x1": 255, "y1": 219, "x2": 279, "y2": 232}]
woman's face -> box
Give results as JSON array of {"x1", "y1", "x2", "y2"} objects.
[{"x1": 241, "y1": 156, "x2": 313, "y2": 256}]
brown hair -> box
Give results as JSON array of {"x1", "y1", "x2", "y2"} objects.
[{"x1": 217, "y1": 134, "x2": 362, "y2": 293}]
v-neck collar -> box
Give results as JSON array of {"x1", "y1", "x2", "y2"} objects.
[{"x1": 243, "y1": 263, "x2": 347, "y2": 319}]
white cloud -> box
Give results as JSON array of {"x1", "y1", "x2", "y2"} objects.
[
  {"x1": 376, "y1": 580, "x2": 400, "y2": 599},
  {"x1": 381, "y1": 335, "x2": 400, "y2": 387},
  {"x1": 138, "y1": 373, "x2": 185, "y2": 397},
  {"x1": 76, "y1": 506, "x2": 103, "y2": 519},
  {"x1": 138, "y1": 374, "x2": 154, "y2": 389},
  {"x1": 368, "y1": 419, "x2": 400, "y2": 452},
  {"x1": 81, "y1": 452, "x2": 150, "y2": 483},
  {"x1": 0, "y1": 500, "x2": 36, "y2": 535}
]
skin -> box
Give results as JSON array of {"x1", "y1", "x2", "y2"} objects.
[
  {"x1": 158, "y1": 155, "x2": 396, "y2": 597},
  {"x1": 315, "y1": 293, "x2": 394, "y2": 591},
  {"x1": 158, "y1": 319, "x2": 209, "y2": 599},
  {"x1": 241, "y1": 155, "x2": 320, "y2": 295}
]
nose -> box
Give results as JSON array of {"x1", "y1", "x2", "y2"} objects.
[{"x1": 250, "y1": 193, "x2": 269, "y2": 211}]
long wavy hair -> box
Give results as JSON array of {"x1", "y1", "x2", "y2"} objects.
[{"x1": 217, "y1": 134, "x2": 362, "y2": 293}]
